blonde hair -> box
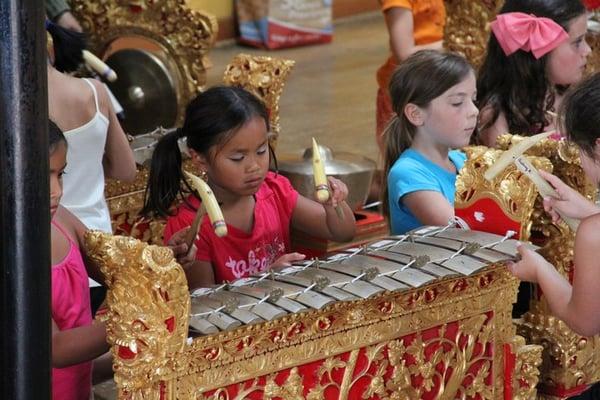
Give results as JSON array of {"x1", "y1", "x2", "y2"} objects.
[{"x1": 381, "y1": 50, "x2": 473, "y2": 217}]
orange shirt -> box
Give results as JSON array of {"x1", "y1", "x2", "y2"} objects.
[{"x1": 377, "y1": 0, "x2": 446, "y2": 89}]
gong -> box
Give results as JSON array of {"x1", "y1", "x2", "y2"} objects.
[{"x1": 105, "y1": 48, "x2": 178, "y2": 136}]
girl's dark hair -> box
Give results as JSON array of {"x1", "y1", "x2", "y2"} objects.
[
  {"x1": 49, "y1": 119, "x2": 67, "y2": 152},
  {"x1": 46, "y1": 20, "x2": 87, "y2": 73},
  {"x1": 381, "y1": 50, "x2": 473, "y2": 217},
  {"x1": 560, "y1": 72, "x2": 600, "y2": 156},
  {"x1": 142, "y1": 86, "x2": 270, "y2": 217},
  {"x1": 477, "y1": 0, "x2": 586, "y2": 139}
]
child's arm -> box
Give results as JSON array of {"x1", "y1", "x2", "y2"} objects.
[
  {"x1": 163, "y1": 208, "x2": 217, "y2": 289},
  {"x1": 52, "y1": 319, "x2": 108, "y2": 368},
  {"x1": 166, "y1": 226, "x2": 198, "y2": 268},
  {"x1": 402, "y1": 191, "x2": 455, "y2": 227},
  {"x1": 184, "y1": 260, "x2": 216, "y2": 289},
  {"x1": 385, "y1": 7, "x2": 443, "y2": 63},
  {"x1": 94, "y1": 80, "x2": 137, "y2": 182},
  {"x1": 509, "y1": 215, "x2": 600, "y2": 336},
  {"x1": 291, "y1": 177, "x2": 356, "y2": 242},
  {"x1": 165, "y1": 226, "x2": 216, "y2": 289},
  {"x1": 539, "y1": 170, "x2": 600, "y2": 222}
]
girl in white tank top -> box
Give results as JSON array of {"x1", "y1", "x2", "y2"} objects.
[{"x1": 61, "y1": 79, "x2": 112, "y2": 233}]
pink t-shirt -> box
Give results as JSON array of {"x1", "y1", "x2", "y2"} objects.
[
  {"x1": 51, "y1": 221, "x2": 93, "y2": 400},
  {"x1": 164, "y1": 172, "x2": 299, "y2": 283}
]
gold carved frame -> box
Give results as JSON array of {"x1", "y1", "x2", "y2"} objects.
[
  {"x1": 85, "y1": 231, "x2": 543, "y2": 399},
  {"x1": 455, "y1": 146, "x2": 552, "y2": 242}
]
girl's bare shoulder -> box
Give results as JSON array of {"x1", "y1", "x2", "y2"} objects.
[
  {"x1": 581, "y1": 212, "x2": 600, "y2": 226},
  {"x1": 55, "y1": 206, "x2": 87, "y2": 243},
  {"x1": 576, "y1": 213, "x2": 600, "y2": 245}
]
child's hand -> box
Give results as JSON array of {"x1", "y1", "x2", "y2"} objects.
[
  {"x1": 167, "y1": 227, "x2": 198, "y2": 270},
  {"x1": 326, "y1": 177, "x2": 349, "y2": 208},
  {"x1": 539, "y1": 170, "x2": 599, "y2": 222},
  {"x1": 507, "y1": 244, "x2": 551, "y2": 283},
  {"x1": 271, "y1": 252, "x2": 306, "y2": 269}
]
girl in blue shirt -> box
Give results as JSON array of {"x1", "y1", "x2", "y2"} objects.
[{"x1": 382, "y1": 50, "x2": 478, "y2": 234}]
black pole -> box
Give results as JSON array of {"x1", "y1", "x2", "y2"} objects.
[{"x1": 1, "y1": 1, "x2": 51, "y2": 399}]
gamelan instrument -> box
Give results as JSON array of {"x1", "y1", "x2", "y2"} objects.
[
  {"x1": 189, "y1": 226, "x2": 534, "y2": 335},
  {"x1": 86, "y1": 224, "x2": 544, "y2": 399}
]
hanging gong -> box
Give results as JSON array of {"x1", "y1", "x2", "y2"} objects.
[{"x1": 105, "y1": 48, "x2": 178, "y2": 136}]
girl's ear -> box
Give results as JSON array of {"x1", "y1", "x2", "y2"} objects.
[
  {"x1": 404, "y1": 103, "x2": 425, "y2": 126},
  {"x1": 189, "y1": 148, "x2": 209, "y2": 172}
]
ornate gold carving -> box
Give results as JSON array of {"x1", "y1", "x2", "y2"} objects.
[
  {"x1": 174, "y1": 266, "x2": 519, "y2": 397},
  {"x1": 359, "y1": 315, "x2": 495, "y2": 400},
  {"x1": 509, "y1": 335, "x2": 543, "y2": 400},
  {"x1": 495, "y1": 134, "x2": 600, "y2": 395},
  {"x1": 88, "y1": 223, "x2": 541, "y2": 398},
  {"x1": 71, "y1": 0, "x2": 218, "y2": 125},
  {"x1": 84, "y1": 231, "x2": 190, "y2": 395},
  {"x1": 443, "y1": 0, "x2": 503, "y2": 69},
  {"x1": 515, "y1": 304, "x2": 597, "y2": 391},
  {"x1": 455, "y1": 146, "x2": 552, "y2": 241},
  {"x1": 192, "y1": 315, "x2": 500, "y2": 399},
  {"x1": 222, "y1": 54, "x2": 295, "y2": 147},
  {"x1": 196, "y1": 312, "x2": 499, "y2": 399},
  {"x1": 496, "y1": 134, "x2": 598, "y2": 268}
]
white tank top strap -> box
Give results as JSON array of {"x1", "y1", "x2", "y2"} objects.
[{"x1": 82, "y1": 78, "x2": 100, "y2": 114}]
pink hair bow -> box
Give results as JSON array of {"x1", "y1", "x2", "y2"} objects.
[{"x1": 490, "y1": 12, "x2": 569, "y2": 59}]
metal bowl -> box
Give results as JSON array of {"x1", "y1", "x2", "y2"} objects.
[{"x1": 277, "y1": 144, "x2": 376, "y2": 210}]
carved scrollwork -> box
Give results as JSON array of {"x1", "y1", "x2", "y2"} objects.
[
  {"x1": 495, "y1": 134, "x2": 598, "y2": 269},
  {"x1": 84, "y1": 231, "x2": 189, "y2": 396},
  {"x1": 455, "y1": 146, "x2": 552, "y2": 241},
  {"x1": 507, "y1": 335, "x2": 543, "y2": 400},
  {"x1": 194, "y1": 314, "x2": 500, "y2": 399},
  {"x1": 515, "y1": 305, "x2": 596, "y2": 394},
  {"x1": 170, "y1": 266, "x2": 520, "y2": 397}
]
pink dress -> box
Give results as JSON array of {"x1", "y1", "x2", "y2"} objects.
[
  {"x1": 163, "y1": 172, "x2": 299, "y2": 283},
  {"x1": 51, "y1": 220, "x2": 93, "y2": 400}
]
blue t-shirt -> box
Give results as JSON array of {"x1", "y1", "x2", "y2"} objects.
[{"x1": 387, "y1": 148, "x2": 466, "y2": 234}]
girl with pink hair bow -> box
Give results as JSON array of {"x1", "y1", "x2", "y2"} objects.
[{"x1": 476, "y1": 0, "x2": 591, "y2": 147}]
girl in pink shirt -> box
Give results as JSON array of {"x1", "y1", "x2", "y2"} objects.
[
  {"x1": 143, "y1": 86, "x2": 357, "y2": 288},
  {"x1": 49, "y1": 120, "x2": 195, "y2": 399},
  {"x1": 49, "y1": 120, "x2": 108, "y2": 400}
]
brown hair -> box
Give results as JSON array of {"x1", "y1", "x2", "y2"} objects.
[
  {"x1": 560, "y1": 72, "x2": 600, "y2": 157},
  {"x1": 381, "y1": 50, "x2": 473, "y2": 217},
  {"x1": 476, "y1": 0, "x2": 586, "y2": 138}
]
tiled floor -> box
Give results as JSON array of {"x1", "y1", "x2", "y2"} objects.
[{"x1": 94, "y1": 12, "x2": 388, "y2": 399}]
